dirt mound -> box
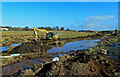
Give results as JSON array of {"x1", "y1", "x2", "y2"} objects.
[
  {"x1": 36, "y1": 52, "x2": 120, "y2": 76},
  {"x1": 9, "y1": 41, "x2": 52, "y2": 54}
]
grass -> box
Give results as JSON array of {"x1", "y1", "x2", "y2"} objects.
[
  {"x1": 54, "y1": 31, "x2": 95, "y2": 38},
  {"x1": 1, "y1": 31, "x2": 96, "y2": 46},
  {"x1": 2, "y1": 31, "x2": 95, "y2": 38}
]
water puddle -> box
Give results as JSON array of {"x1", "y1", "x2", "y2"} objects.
[
  {"x1": 47, "y1": 39, "x2": 100, "y2": 53},
  {"x1": 109, "y1": 42, "x2": 120, "y2": 59},
  {"x1": 2, "y1": 39, "x2": 101, "y2": 75},
  {"x1": 2, "y1": 60, "x2": 41, "y2": 75},
  {"x1": 0, "y1": 43, "x2": 21, "y2": 52},
  {"x1": 33, "y1": 58, "x2": 46, "y2": 64}
]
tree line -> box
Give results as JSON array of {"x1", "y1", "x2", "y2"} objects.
[{"x1": 2, "y1": 26, "x2": 71, "y2": 31}]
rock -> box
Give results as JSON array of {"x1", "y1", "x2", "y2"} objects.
[
  {"x1": 21, "y1": 69, "x2": 34, "y2": 75},
  {"x1": 65, "y1": 54, "x2": 70, "y2": 59},
  {"x1": 105, "y1": 60, "x2": 109, "y2": 63},
  {"x1": 101, "y1": 42, "x2": 104, "y2": 45},
  {"x1": 89, "y1": 48, "x2": 94, "y2": 51},
  {"x1": 101, "y1": 49, "x2": 108, "y2": 55},
  {"x1": 59, "y1": 55, "x2": 68, "y2": 61},
  {"x1": 93, "y1": 55, "x2": 97, "y2": 59},
  {"x1": 99, "y1": 56, "x2": 104, "y2": 60}
]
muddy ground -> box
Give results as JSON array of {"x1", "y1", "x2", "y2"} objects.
[
  {"x1": 5, "y1": 34, "x2": 102, "y2": 54},
  {"x1": 36, "y1": 52, "x2": 120, "y2": 76},
  {"x1": 2, "y1": 33, "x2": 120, "y2": 76},
  {"x1": 2, "y1": 34, "x2": 103, "y2": 68},
  {"x1": 34, "y1": 34, "x2": 120, "y2": 76}
]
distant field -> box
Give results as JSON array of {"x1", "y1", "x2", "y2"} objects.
[{"x1": 2, "y1": 31, "x2": 95, "y2": 38}]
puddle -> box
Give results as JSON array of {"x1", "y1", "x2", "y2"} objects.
[
  {"x1": 47, "y1": 39, "x2": 100, "y2": 53},
  {"x1": 2, "y1": 60, "x2": 41, "y2": 75},
  {"x1": 2, "y1": 39, "x2": 101, "y2": 75},
  {"x1": 19, "y1": 40, "x2": 23, "y2": 42},
  {"x1": 109, "y1": 42, "x2": 120, "y2": 59},
  {"x1": 0, "y1": 43, "x2": 21, "y2": 52},
  {"x1": 33, "y1": 58, "x2": 46, "y2": 64},
  {"x1": 10, "y1": 43, "x2": 21, "y2": 47},
  {"x1": 0, "y1": 46, "x2": 10, "y2": 52},
  {"x1": 3, "y1": 41, "x2": 7, "y2": 43}
]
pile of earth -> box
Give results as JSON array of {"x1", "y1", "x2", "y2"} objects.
[
  {"x1": 8, "y1": 41, "x2": 52, "y2": 54},
  {"x1": 36, "y1": 52, "x2": 120, "y2": 76}
]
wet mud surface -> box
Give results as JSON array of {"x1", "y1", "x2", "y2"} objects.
[
  {"x1": 2, "y1": 33, "x2": 120, "y2": 76},
  {"x1": 5, "y1": 34, "x2": 102, "y2": 54},
  {"x1": 36, "y1": 51, "x2": 120, "y2": 76},
  {"x1": 9, "y1": 41, "x2": 51, "y2": 54}
]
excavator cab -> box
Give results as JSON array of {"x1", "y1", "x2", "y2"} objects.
[
  {"x1": 46, "y1": 32, "x2": 58, "y2": 39},
  {"x1": 46, "y1": 32, "x2": 55, "y2": 39}
]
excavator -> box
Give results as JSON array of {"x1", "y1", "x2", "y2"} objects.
[{"x1": 34, "y1": 27, "x2": 58, "y2": 40}]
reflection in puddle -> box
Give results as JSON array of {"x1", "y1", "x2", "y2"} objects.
[
  {"x1": 47, "y1": 39, "x2": 100, "y2": 53},
  {"x1": 33, "y1": 58, "x2": 46, "y2": 64},
  {"x1": 109, "y1": 42, "x2": 120, "y2": 59},
  {"x1": 2, "y1": 39, "x2": 101, "y2": 75},
  {"x1": 10, "y1": 43, "x2": 21, "y2": 46},
  {"x1": 2, "y1": 60, "x2": 41, "y2": 75},
  {"x1": 0, "y1": 43, "x2": 21, "y2": 52}
]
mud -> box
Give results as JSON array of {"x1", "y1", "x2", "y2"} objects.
[
  {"x1": 35, "y1": 34, "x2": 120, "y2": 76},
  {"x1": 36, "y1": 51, "x2": 120, "y2": 76},
  {"x1": 5, "y1": 34, "x2": 102, "y2": 54},
  {"x1": 2, "y1": 33, "x2": 120, "y2": 76},
  {"x1": 8, "y1": 41, "x2": 51, "y2": 54}
]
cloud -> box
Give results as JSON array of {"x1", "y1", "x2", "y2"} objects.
[
  {"x1": 71, "y1": 15, "x2": 118, "y2": 31},
  {"x1": 86, "y1": 15, "x2": 115, "y2": 21}
]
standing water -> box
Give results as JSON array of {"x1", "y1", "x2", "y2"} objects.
[
  {"x1": 47, "y1": 39, "x2": 100, "y2": 53},
  {"x1": 109, "y1": 42, "x2": 120, "y2": 58},
  {"x1": 2, "y1": 39, "x2": 100, "y2": 75},
  {"x1": 0, "y1": 43, "x2": 21, "y2": 52}
]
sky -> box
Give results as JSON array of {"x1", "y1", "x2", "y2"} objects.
[
  {"x1": 2, "y1": 0, "x2": 120, "y2": 2},
  {"x1": 2, "y1": 2, "x2": 118, "y2": 31}
]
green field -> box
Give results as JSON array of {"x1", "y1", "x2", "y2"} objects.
[
  {"x1": 2, "y1": 31, "x2": 95, "y2": 38},
  {"x1": 1, "y1": 31, "x2": 96, "y2": 46}
]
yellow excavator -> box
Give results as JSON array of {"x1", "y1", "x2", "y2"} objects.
[{"x1": 34, "y1": 27, "x2": 58, "y2": 40}]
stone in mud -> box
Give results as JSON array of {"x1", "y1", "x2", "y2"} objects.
[
  {"x1": 64, "y1": 54, "x2": 70, "y2": 59},
  {"x1": 105, "y1": 60, "x2": 109, "y2": 64},
  {"x1": 71, "y1": 62, "x2": 89, "y2": 75},
  {"x1": 20, "y1": 69, "x2": 34, "y2": 75},
  {"x1": 32, "y1": 63, "x2": 43, "y2": 72},
  {"x1": 88, "y1": 48, "x2": 94, "y2": 53},
  {"x1": 100, "y1": 42, "x2": 104, "y2": 45},
  {"x1": 100, "y1": 49, "x2": 108, "y2": 55},
  {"x1": 59, "y1": 55, "x2": 67, "y2": 62},
  {"x1": 93, "y1": 55, "x2": 97, "y2": 59},
  {"x1": 36, "y1": 61, "x2": 64, "y2": 76},
  {"x1": 99, "y1": 56, "x2": 105, "y2": 60}
]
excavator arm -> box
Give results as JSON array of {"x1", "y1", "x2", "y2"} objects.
[{"x1": 34, "y1": 27, "x2": 50, "y2": 40}]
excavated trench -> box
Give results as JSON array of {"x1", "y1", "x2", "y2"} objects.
[
  {"x1": 2, "y1": 34, "x2": 120, "y2": 76},
  {"x1": 5, "y1": 34, "x2": 102, "y2": 54},
  {"x1": 2, "y1": 34, "x2": 103, "y2": 75}
]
